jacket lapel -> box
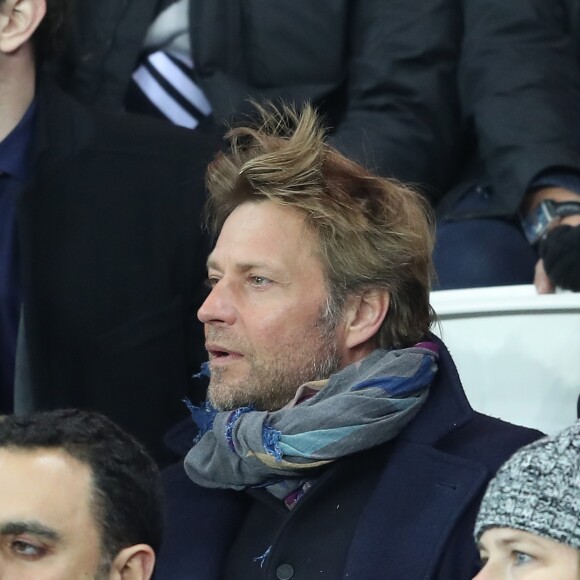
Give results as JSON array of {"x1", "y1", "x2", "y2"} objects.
[
  {"x1": 344, "y1": 440, "x2": 487, "y2": 579},
  {"x1": 344, "y1": 335, "x2": 486, "y2": 578}
]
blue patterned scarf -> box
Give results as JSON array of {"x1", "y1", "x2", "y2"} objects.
[{"x1": 184, "y1": 343, "x2": 438, "y2": 506}]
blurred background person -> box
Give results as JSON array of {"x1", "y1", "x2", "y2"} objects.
[
  {"x1": 435, "y1": 0, "x2": 580, "y2": 293},
  {"x1": 54, "y1": 0, "x2": 464, "y2": 203},
  {"x1": 0, "y1": 0, "x2": 217, "y2": 463}
]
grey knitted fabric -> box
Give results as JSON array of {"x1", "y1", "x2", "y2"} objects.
[{"x1": 474, "y1": 420, "x2": 580, "y2": 549}]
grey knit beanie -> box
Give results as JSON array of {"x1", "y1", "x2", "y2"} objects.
[{"x1": 474, "y1": 420, "x2": 580, "y2": 549}]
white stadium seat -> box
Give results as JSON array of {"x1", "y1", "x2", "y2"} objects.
[{"x1": 430, "y1": 285, "x2": 580, "y2": 435}]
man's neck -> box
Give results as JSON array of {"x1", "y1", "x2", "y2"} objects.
[{"x1": 0, "y1": 48, "x2": 36, "y2": 142}]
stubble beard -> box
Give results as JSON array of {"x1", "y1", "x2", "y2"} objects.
[{"x1": 207, "y1": 307, "x2": 342, "y2": 412}]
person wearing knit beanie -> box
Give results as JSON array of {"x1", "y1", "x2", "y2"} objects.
[{"x1": 472, "y1": 420, "x2": 579, "y2": 579}]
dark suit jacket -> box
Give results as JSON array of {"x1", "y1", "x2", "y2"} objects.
[
  {"x1": 440, "y1": 0, "x2": 580, "y2": 220},
  {"x1": 56, "y1": 0, "x2": 463, "y2": 201},
  {"x1": 16, "y1": 80, "x2": 219, "y2": 464},
  {"x1": 154, "y1": 336, "x2": 542, "y2": 579}
]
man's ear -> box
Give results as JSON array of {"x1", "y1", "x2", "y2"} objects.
[
  {"x1": 342, "y1": 289, "x2": 390, "y2": 351},
  {"x1": 109, "y1": 544, "x2": 156, "y2": 580},
  {"x1": 0, "y1": 0, "x2": 46, "y2": 54}
]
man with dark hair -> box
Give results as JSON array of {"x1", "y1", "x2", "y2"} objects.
[
  {"x1": 0, "y1": 408, "x2": 161, "y2": 579},
  {"x1": 156, "y1": 104, "x2": 542, "y2": 579},
  {"x1": 0, "y1": 0, "x2": 218, "y2": 463}
]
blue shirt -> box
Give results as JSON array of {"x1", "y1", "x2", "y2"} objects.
[{"x1": 0, "y1": 102, "x2": 36, "y2": 413}]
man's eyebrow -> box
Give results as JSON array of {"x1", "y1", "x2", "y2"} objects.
[
  {"x1": 0, "y1": 521, "x2": 61, "y2": 541},
  {"x1": 206, "y1": 257, "x2": 278, "y2": 273}
]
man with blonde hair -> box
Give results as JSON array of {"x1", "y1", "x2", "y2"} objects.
[{"x1": 157, "y1": 104, "x2": 541, "y2": 579}]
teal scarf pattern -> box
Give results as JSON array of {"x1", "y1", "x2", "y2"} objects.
[{"x1": 184, "y1": 342, "x2": 438, "y2": 502}]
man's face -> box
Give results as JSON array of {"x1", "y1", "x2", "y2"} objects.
[
  {"x1": 198, "y1": 201, "x2": 344, "y2": 411},
  {"x1": 474, "y1": 528, "x2": 579, "y2": 580},
  {"x1": 0, "y1": 448, "x2": 109, "y2": 580}
]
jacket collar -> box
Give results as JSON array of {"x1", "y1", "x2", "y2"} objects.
[{"x1": 398, "y1": 333, "x2": 474, "y2": 446}]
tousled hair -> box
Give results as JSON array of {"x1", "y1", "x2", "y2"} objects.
[
  {"x1": 0, "y1": 409, "x2": 162, "y2": 564},
  {"x1": 205, "y1": 103, "x2": 435, "y2": 348}
]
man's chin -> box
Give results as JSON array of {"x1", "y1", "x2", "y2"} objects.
[
  {"x1": 207, "y1": 384, "x2": 284, "y2": 413},
  {"x1": 207, "y1": 382, "x2": 250, "y2": 411}
]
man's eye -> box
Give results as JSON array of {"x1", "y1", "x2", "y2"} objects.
[
  {"x1": 11, "y1": 540, "x2": 47, "y2": 559},
  {"x1": 205, "y1": 277, "x2": 219, "y2": 289},
  {"x1": 513, "y1": 551, "x2": 534, "y2": 566},
  {"x1": 249, "y1": 275, "x2": 271, "y2": 287}
]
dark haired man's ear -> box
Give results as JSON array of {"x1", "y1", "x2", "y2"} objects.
[
  {"x1": 110, "y1": 544, "x2": 156, "y2": 580},
  {"x1": 342, "y1": 289, "x2": 389, "y2": 356},
  {"x1": 0, "y1": 0, "x2": 45, "y2": 54}
]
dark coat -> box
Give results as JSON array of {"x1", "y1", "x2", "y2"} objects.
[
  {"x1": 16, "y1": 80, "x2": 218, "y2": 463},
  {"x1": 440, "y1": 0, "x2": 580, "y2": 220},
  {"x1": 56, "y1": 0, "x2": 463, "y2": 200},
  {"x1": 154, "y1": 336, "x2": 542, "y2": 579}
]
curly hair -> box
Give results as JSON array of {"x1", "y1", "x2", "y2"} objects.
[{"x1": 205, "y1": 103, "x2": 435, "y2": 348}]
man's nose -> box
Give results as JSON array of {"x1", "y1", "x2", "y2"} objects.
[{"x1": 197, "y1": 280, "x2": 236, "y2": 325}]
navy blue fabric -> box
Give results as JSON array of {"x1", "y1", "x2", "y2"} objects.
[
  {"x1": 434, "y1": 168, "x2": 580, "y2": 290},
  {"x1": 434, "y1": 217, "x2": 537, "y2": 290},
  {"x1": 434, "y1": 183, "x2": 537, "y2": 290},
  {"x1": 0, "y1": 102, "x2": 36, "y2": 412}
]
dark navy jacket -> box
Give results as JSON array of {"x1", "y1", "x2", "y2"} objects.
[{"x1": 155, "y1": 336, "x2": 541, "y2": 579}]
